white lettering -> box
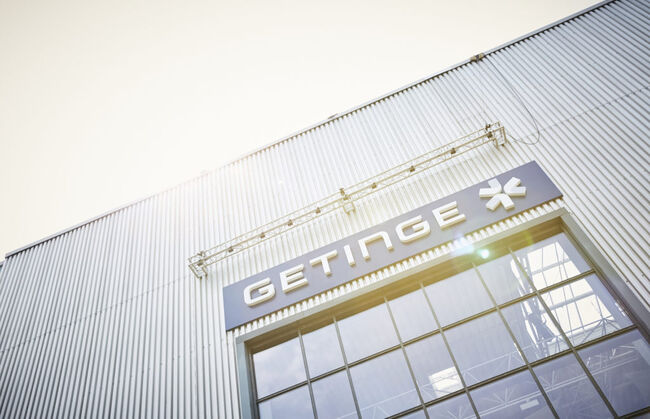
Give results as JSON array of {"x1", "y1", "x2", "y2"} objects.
[
  {"x1": 396, "y1": 215, "x2": 431, "y2": 243},
  {"x1": 280, "y1": 264, "x2": 308, "y2": 293},
  {"x1": 343, "y1": 244, "x2": 356, "y2": 267},
  {"x1": 358, "y1": 231, "x2": 394, "y2": 261},
  {"x1": 479, "y1": 179, "x2": 502, "y2": 197},
  {"x1": 244, "y1": 278, "x2": 275, "y2": 306},
  {"x1": 433, "y1": 201, "x2": 466, "y2": 230},
  {"x1": 309, "y1": 250, "x2": 338, "y2": 276}
]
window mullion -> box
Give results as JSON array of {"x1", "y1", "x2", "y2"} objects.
[
  {"x1": 419, "y1": 282, "x2": 481, "y2": 419},
  {"x1": 507, "y1": 248, "x2": 620, "y2": 418},
  {"x1": 298, "y1": 331, "x2": 318, "y2": 419},
  {"x1": 473, "y1": 262, "x2": 560, "y2": 419},
  {"x1": 384, "y1": 297, "x2": 430, "y2": 419},
  {"x1": 332, "y1": 316, "x2": 362, "y2": 418}
]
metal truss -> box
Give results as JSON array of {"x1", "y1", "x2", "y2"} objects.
[{"x1": 188, "y1": 122, "x2": 507, "y2": 279}]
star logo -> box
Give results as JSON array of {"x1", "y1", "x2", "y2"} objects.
[{"x1": 479, "y1": 177, "x2": 527, "y2": 211}]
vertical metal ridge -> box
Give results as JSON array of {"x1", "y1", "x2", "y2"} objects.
[{"x1": 1, "y1": 1, "x2": 648, "y2": 416}]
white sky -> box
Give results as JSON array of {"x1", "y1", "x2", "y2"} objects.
[{"x1": 0, "y1": 0, "x2": 598, "y2": 258}]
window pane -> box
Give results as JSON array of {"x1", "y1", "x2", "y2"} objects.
[
  {"x1": 253, "y1": 337, "x2": 306, "y2": 398},
  {"x1": 349, "y1": 349, "x2": 420, "y2": 418},
  {"x1": 337, "y1": 303, "x2": 399, "y2": 362},
  {"x1": 427, "y1": 394, "x2": 476, "y2": 419},
  {"x1": 477, "y1": 254, "x2": 534, "y2": 304},
  {"x1": 533, "y1": 353, "x2": 611, "y2": 418},
  {"x1": 389, "y1": 289, "x2": 437, "y2": 341},
  {"x1": 444, "y1": 312, "x2": 524, "y2": 386},
  {"x1": 501, "y1": 296, "x2": 568, "y2": 362},
  {"x1": 578, "y1": 330, "x2": 650, "y2": 416},
  {"x1": 425, "y1": 269, "x2": 493, "y2": 327},
  {"x1": 542, "y1": 274, "x2": 632, "y2": 346},
  {"x1": 405, "y1": 334, "x2": 462, "y2": 401},
  {"x1": 303, "y1": 324, "x2": 344, "y2": 377},
  {"x1": 258, "y1": 385, "x2": 314, "y2": 419},
  {"x1": 514, "y1": 233, "x2": 589, "y2": 289},
  {"x1": 312, "y1": 371, "x2": 357, "y2": 419},
  {"x1": 400, "y1": 410, "x2": 426, "y2": 419},
  {"x1": 470, "y1": 369, "x2": 553, "y2": 418}
]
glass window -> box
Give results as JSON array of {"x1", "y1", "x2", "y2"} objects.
[
  {"x1": 477, "y1": 254, "x2": 534, "y2": 304},
  {"x1": 400, "y1": 410, "x2": 427, "y2": 419},
  {"x1": 427, "y1": 393, "x2": 476, "y2": 419},
  {"x1": 501, "y1": 297, "x2": 568, "y2": 362},
  {"x1": 514, "y1": 233, "x2": 589, "y2": 290},
  {"x1": 388, "y1": 289, "x2": 437, "y2": 341},
  {"x1": 337, "y1": 303, "x2": 399, "y2": 362},
  {"x1": 533, "y1": 353, "x2": 611, "y2": 418},
  {"x1": 578, "y1": 330, "x2": 650, "y2": 416},
  {"x1": 404, "y1": 334, "x2": 462, "y2": 401},
  {"x1": 542, "y1": 274, "x2": 632, "y2": 346},
  {"x1": 249, "y1": 230, "x2": 647, "y2": 419},
  {"x1": 311, "y1": 371, "x2": 357, "y2": 419},
  {"x1": 425, "y1": 269, "x2": 493, "y2": 327},
  {"x1": 253, "y1": 337, "x2": 306, "y2": 398},
  {"x1": 470, "y1": 369, "x2": 553, "y2": 418},
  {"x1": 258, "y1": 385, "x2": 314, "y2": 419},
  {"x1": 444, "y1": 312, "x2": 524, "y2": 386},
  {"x1": 349, "y1": 349, "x2": 420, "y2": 418},
  {"x1": 302, "y1": 324, "x2": 344, "y2": 377}
]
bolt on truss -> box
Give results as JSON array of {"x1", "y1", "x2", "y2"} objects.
[{"x1": 188, "y1": 122, "x2": 506, "y2": 278}]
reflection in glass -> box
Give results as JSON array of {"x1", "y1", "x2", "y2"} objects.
[
  {"x1": 533, "y1": 353, "x2": 611, "y2": 418},
  {"x1": 427, "y1": 393, "x2": 476, "y2": 419},
  {"x1": 477, "y1": 254, "x2": 534, "y2": 304},
  {"x1": 337, "y1": 303, "x2": 399, "y2": 362},
  {"x1": 405, "y1": 334, "x2": 462, "y2": 401},
  {"x1": 302, "y1": 324, "x2": 344, "y2": 377},
  {"x1": 578, "y1": 330, "x2": 650, "y2": 416},
  {"x1": 258, "y1": 385, "x2": 314, "y2": 419},
  {"x1": 389, "y1": 289, "x2": 437, "y2": 341},
  {"x1": 312, "y1": 371, "x2": 358, "y2": 419},
  {"x1": 349, "y1": 349, "x2": 419, "y2": 418},
  {"x1": 253, "y1": 337, "x2": 306, "y2": 398},
  {"x1": 501, "y1": 297, "x2": 568, "y2": 362},
  {"x1": 444, "y1": 312, "x2": 524, "y2": 386},
  {"x1": 514, "y1": 233, "x2": 589, "y2": 290},
  {"x1": 542, "y1": 274, "x2": 631, "y2": 346},
  {"x1": 470, "y1": 369, "x2": 553, "y2": 418},
  {"x1": 425, "y1": 269, "x2": 493, "y2": 327},
  {"x1": 400, "y1": 410, "x2": 427, "y2": 419}
]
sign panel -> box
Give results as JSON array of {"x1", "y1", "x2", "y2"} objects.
[{"x1": 223, "y1": 161, "x2": 562, "y2": 330}]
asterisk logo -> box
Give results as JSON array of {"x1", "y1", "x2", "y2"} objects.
[{"x1": 479, "y1": 177, "x2": 526, "y2": 211}]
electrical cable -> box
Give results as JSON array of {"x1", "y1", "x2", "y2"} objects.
[{"x1": 483, "y1": 55, "x2": 542, "y2": 146}]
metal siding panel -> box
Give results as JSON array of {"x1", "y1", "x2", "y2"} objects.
[{"x1": 1, "y1": 1, "x2": 648, "y2": 417}]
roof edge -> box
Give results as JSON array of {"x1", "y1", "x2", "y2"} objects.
[{"x1": 5, "y1": 0, "x2": 613, "y2": 259}]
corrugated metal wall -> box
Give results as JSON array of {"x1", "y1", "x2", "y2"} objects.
[{"x1": 1, "y1": 0, "x2": 648, "y2": 416}]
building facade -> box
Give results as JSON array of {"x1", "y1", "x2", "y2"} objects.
[{"x1": 1, "y1": 0, "x2": 649, "y2": 417}]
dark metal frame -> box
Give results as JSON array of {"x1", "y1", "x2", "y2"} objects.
[{"x1": 235, "y1": 210, "x2": 650, "y2": 419}]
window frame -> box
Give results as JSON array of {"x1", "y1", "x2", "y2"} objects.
[{"x1": 235, "y1": 209, "x2": 650, "y2": 419}]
